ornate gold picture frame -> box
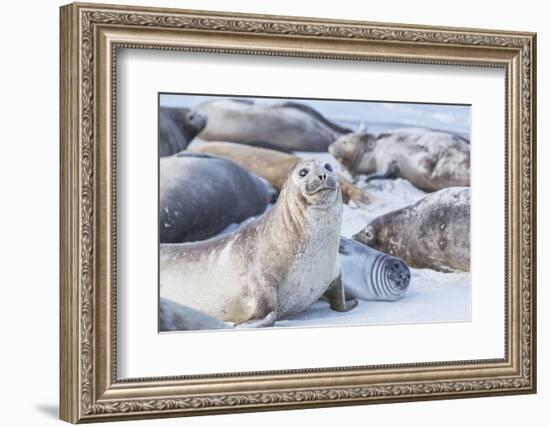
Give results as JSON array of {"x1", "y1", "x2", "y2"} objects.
[{"x1": 60, "y1": 2, "x2": 536, "y2": 423}]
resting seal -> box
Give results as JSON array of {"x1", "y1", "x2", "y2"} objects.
[
  {"x1": 339, "y1": 237, "x2": 411, "y2": 301},
  {"x1": 159, "y1": 107, "x2": 207, "y2": 156},
  {"x1": 160, "y1": 152, "x2": 273, "y2": 243},
  {"x1": 353, "y1": 187, "x2": 470, "y2": 272},
  {"x1": 160, "y1": 159, "x2": 357, "y2": 327},
  {"x1": 160, "y1": 298, "x2": 232, "y2": 331},
  {"x1": 196, "y1": 99, "x2": 351, "y2": 152},
  {"x1": 329, "y1": 128, "x2": 470, "y2": 191},
  {"x1": 192, "y1": 141, "x2": 370, "y2": 206}
]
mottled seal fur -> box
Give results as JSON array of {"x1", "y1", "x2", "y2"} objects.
[
  {"x1": 192, "y1": 141, "x2": 370, "y2": 206},
  {"x1": 160, "y1": 159, "x2": 357, "y2": 326},
  {"x1": 159, "y1": 107, "x2": 207, "y2": 156},
  {"x1": 339, "y1": 237, "x2": 411, "y2": 301},
  {"x1": 160, "y1": 152, "x2": 273, "y2": 243},
  {"x1": 196, "y1": 99, "x2": 351, "y2": 152},
  {"x1": 353, "y1": 187, "x2": 470, "y2": 272},
  {"x1": 329, "y1": 128, "x2": 470, "y2": 191}
]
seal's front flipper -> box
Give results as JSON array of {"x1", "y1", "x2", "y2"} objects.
[
  {"x1": 366, "y1": 163, "x2": 398, "y2": 182},
  {"x1": 235, "y1": 311, "x2": 277, "y2": 328},
  {"x1": 325, "y1": 275, "x2": 358, "y2": 312}
]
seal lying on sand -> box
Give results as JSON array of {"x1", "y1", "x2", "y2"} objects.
[
  {"x1": 160, "y1": 298, "x2": 292, "y2": 332},
  {"x1": 192, "y1": 141, "x2": 370, "y2": 206},
  {"x1": 160, "y1": 160, "x2": 358, "y2": 327},
  {"x1": 160, "y1": 152, "x2": 273, "y2": 243},
  {"x1": 160, "y1": 298, "x2": 232, "y2": 331},
  {"x1": 159, "y1": 107, "x2": 207, "y2": 157},
  {"x1": 339, "y1": 237, "x2": 411, "y2": 301},
  {"x1": 353, "y1": 187, "x2": 470, "y2": 272},
  {"x1": 329, "y1": 128, "x2": 470, "y2": 192},
  {"x1": 196, "y1": 99, "x2": 352, "y2": 152}
]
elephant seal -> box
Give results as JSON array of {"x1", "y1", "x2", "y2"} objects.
[
  {"x1": 160, "y1": 159, "x2": 357, "y2": 327},
  {"x1": 160, "y1": 152, "x2": 273, "y2": 243},
  {"x1": 196, "y1": 99, "x2": 351, "y2": 152},
  {"x1": 160, "y1": 298, "x2": 232, "y2": 331},
  {"x1": 329, "y1": 128, "x2": 470, "y2": 191},
  {"x1": 192, "y1": 141, "x2": 370, "y2": 206},
  {"x1": 339, "y1": 237, "x2": 411, "y2": 301},
  {"x1": 159, "y1": 107, "x2": 207, "y2": 156},
  {"x1": 353, "y1": 187, "x2": 470, "y2": 272}
]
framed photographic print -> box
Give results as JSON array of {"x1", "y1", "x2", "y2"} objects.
[{"x1": 59, "y1": 2, "x2": 537, "y2": 423}]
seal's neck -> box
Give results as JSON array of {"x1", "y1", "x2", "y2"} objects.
[
  {"x1": 269, "y1": 185, "x2": 308, "y2": 244},
  {"x1": 268, "y1": 184, "x2": 341, "y2": 247},
  {"x1": 346, "y1": 136, "x2": 373, "y2": 177}
]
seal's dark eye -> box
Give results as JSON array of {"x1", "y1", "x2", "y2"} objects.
[
  {"x1": 324, "y1": 163, "x2": 333, "y2": 172},
  {"x1": 299, "y1": 168, "x2": 309, "y2": 177}
]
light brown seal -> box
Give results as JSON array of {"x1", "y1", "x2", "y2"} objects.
[
  {"x1": 196, "y1": 99, "x2": 351, "y2": 152},
  {"x1": 353, "y1": 187, "x2": 470, "y2": 272},
  {"x1": 329, "y1": 128, "x2": 470, "y2": 192},
  {"x1": 160, "y1": 159, "x2": 358, "y2": 327},
  {"x1": 191, "y1": 141, "x2": 370, "y2": 206}
]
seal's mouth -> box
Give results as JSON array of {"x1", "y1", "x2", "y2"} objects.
[{"x1": 309, "y1": 184, "x2": 337, "y2": 195}]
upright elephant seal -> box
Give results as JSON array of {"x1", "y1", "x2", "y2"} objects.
[
  {"x1": 339, "y1": 237, "x2": 411, "y2": 301},
  {"x1": 192, "y1": 141, "x2": 370, "y2": 206},
  {"x1": 160, "y1": 159, "x2": 358, "y2": 327},
  {"x1": 160, "y1": 152, "x2": 273, "y2": 243},
  {"x1": 353, "y1": 187, "x2": 470, "y2": 272},
  {"x1": 159, "y1": 107, "x2": 207, "y2": 156},
  {"x1": 329, "y1": 128, "x2": 470, "y2": 192},
  {"x1": 196, "y1": 99, "x2": 351, "y2": 152}
]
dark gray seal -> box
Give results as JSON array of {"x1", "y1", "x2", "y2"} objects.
[
  {"x1": 329, "y1": 128, "x2": 470, "y2": 191},
  {"x1": 353, "y1": 187, "x2": 470, "y2": 272},
  {"x1": 196, "y1": 99, "x2": 351, "y2": 152},
  {"x1": 160, "y1": 152, "x2": 273, "y2": 243},
  {"x1": 339, "y1": 237, "x2": 411, "y2": 301},
  {"x1": 159, "y1": 107, "x2": 207, "y2": 156},
  {"x1": 160, "y1": 160, "x2": 357, "y2": 328}
]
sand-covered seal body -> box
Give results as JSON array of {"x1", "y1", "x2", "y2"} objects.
[
  {"x1": 159, "y1": 107, "x2": 207, "y2": 156},
  {"x1": 339, "y1": 237, "x2": 410, "y2": 301},
  {"x1": 353, "y1": 187, "x2": 470, "y2": 272},
  {"x1": 192, "y1": 141, "x2": 370, "y2": 206},
  {"x1": 329, "y1": 128, "x2": 470, "y2": 192},
  {"x1": 160, "y1": 160, "x2": 357, "y2": 326},
  {"x1": 160, "y1": 152, "x2": 272, "y2": 243},
  {"x1": 196, "y1": 99, "x2": 351, "y2": 152}
]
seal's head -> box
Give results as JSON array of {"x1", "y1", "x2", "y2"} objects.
[
  {"x1": 352, "y1": 218, "x2": 397, "y2": 255},
  {"x1": 328, "y1": 133, "x2": 375, "y2": 175},
  {"x1": 167, "y1": 107, "x2": 208, "y2": 136},
  {"x1": 287, "y1": 159, "x2": 340, "y2": 208},
  {"x1": 353, "y1": 223, "x2": 378, "y2": 247}
]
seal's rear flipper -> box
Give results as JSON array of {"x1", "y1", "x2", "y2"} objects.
[
  {"x1": 235, "y1": 311, "x2": 277, "y2": 328},
  {"x1": 324, "y1": 275, "x2": 358, "y2": 312}
]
